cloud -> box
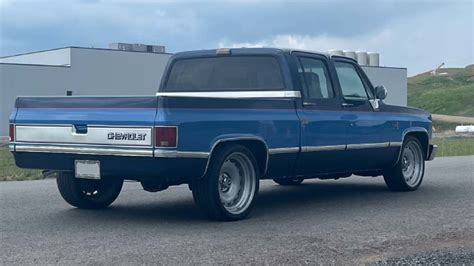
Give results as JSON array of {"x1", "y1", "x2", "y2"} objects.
[
  {"x1": 219, "y1": 31, "x2": 392, "y2": 52},
  {"x1": 0, "y1": 0, "x2": 472, "y2": 75},
  {"x1": 218, "y1": 3, "x2": 473, "y2": 75}
]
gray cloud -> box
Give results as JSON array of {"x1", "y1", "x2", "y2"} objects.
[{"x1": 0, "y1": 0, "x2": 472, "y2": 74}]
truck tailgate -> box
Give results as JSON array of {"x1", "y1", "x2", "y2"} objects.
[{"x1": 11, "y1": 96, "x2": 157, "y2": 156}]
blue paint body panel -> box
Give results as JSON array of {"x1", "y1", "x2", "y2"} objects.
[{"x1": 158, "y1": 107, "x2": 300, "y2": 152}]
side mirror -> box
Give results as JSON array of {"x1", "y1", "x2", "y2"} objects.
[{"x1": 375, "y1": 85, "x2": 387, "y2": 100}]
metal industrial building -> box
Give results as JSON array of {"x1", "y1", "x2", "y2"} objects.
[
  {"x1": 0, "y1": 44, "x2": 406, "y2": 136},
  {"x1": 0, "y1": 45, "x2": 172, "y2": 137}
]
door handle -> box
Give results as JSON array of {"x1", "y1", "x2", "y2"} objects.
[{"x1": 342, "y1": 102, "x2": 354, "y2": 108}]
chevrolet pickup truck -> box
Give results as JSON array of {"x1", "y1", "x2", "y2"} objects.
[{"x1": 9, "y1": 48, "x2": 437, "y2": 221}]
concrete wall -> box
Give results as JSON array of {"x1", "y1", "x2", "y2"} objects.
[
  {"x1": 0, "y1": 48, "x2": 71, "y2": 66},
  {"x1": 362, "y1": 66, "x2": 407, "y2": 106}
]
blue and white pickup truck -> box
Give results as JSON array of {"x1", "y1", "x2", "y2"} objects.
[{"x1": 9, "y1": 48, "x2": 437, "y2": 221}]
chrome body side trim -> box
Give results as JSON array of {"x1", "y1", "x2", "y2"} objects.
[
  {"x1": 268, "y1": 147, "x2": 300, "y2": 155},
  {"x1": 346, "y1": 142, "x2": 390, "y2": 150},
  {"x1": 154, "y1": 149, "x2": 209, "y2": 158},
  {"x1": 11, "y1": 141, "x2": 403, "y2": 158},
  {"x1": 156, "y1": 91, "x2": 301, "y2": 99},
  {"x1": 301, "y1": 145, "x2": 346, "y2": 152},
  {"x1": 13, "y1": 143, "x2": 153, "y2": 157},
  {"x1": 389, "y1": 141, "x2": 403, "y2": 147}
]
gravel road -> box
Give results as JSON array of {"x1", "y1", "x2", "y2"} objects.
[{"x1": 1, "y1": 156, "x2": 473, "y2": 264}]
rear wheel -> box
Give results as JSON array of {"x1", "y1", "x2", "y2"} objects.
[
  {"x1": 383, "y1": 136, "x2": 425, "y2": 191},
  {"x1": 273, "y1": 177, "x2": 304, "y2": 186},
  {"x1": 56, "y1": 172, "x2": 123, "y2": 209},
  {"x1": 192, "y1": 145, "x2": 259, "y2": 221}
]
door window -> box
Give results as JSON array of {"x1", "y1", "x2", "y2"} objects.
[
  {"x1": 298, "y1": 57, "x2": 334, "y2": 99},
  {"x1": 334, "y1": 61, "x2": 368, "y2": 100}
]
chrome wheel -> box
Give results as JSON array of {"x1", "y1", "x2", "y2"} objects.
[
  {"x1": 401, "y1": 141, "x2": 423, "y2": 187},
  {"x1": 218, "y1": 152, "x2": 257, "y2": 215}
]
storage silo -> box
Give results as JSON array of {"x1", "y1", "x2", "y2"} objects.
[
  {"x1": 343, "y1": 50, "x2": 357, "y2": 60},
  {"x1": 356, "y1": 51, "x2": 368, "y2": 66},
  {"x1": 368, "y1": 52, "x2": 380, "y2": 66},
  {"x1": 328, "y1": 49, "x2": 344, "y2": 56}
]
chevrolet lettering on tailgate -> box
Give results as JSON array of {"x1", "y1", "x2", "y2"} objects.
[
  {"x1": 107, "y1": 132, "x2": 147, "y2": 141},
  {"x1": 9, "y1": 48, "x2": 437, "y2": 221}
]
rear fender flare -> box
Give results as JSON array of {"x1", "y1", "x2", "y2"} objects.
[{"x1": 201, "y1": 135, "x2": 269, "y2": 178}]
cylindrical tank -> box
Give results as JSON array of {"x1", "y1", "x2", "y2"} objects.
[
  {"x1": 343, "y1": 50, "x2": 357, "y2": 60},
  {"x1": 356, "y1": 51, "x2": 368, "y2": 66},
  {"x1": 368, "y1": 52, "x2": 380, "y2": 66},
  {"x1": 328, "y1": 49, "x2": 344, "y2": 56},
  {"x1": 455, "y1": 125, "x2": 474, "y2": 133}
]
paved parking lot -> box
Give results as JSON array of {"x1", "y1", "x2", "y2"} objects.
[{"x1": 1, "y1": 156, "x2": 473, "y2": 264}]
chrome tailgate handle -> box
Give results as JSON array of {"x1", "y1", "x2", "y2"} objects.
[{"x1": 73, "y1": 125, "x2": 88, "y2": 134}]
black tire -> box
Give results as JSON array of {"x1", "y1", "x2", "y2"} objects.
[
  {"x1": 383, "y1": 136, "x2": 425, "y2": 191},
  {"x1": 192, "y1": 144, "x2": 260, "y2": 221},
  {"x1": 56, "y1": 172, "x2": 123, "y2": 209},
  {"x1": 273, "y1": 177, "x2": 304, "y2": 186}
]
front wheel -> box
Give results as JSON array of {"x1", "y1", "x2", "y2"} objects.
[
  {"x1": 192, "y1": 145, "x2": 259, "y2": 221},
  {"x1": 56, "y1": 172, "x2": 123, "y2": 209},
  {"x1": 383, "y1": 136, "x2": 425, "y2": 191}
]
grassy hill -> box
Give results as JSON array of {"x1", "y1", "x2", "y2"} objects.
[{"x1": 408, "y1": 65, "x2": 474, "y2": 117}]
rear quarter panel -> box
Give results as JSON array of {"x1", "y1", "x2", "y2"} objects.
[{"x1": 156, "y1": 97, "x2": 301, "y2": 178}]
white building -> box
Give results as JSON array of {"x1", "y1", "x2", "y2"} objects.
[
  {"x1": 362, "y1": 66, "x2": 407, "y2": 106},
  {"x1": 0, "y1": 45, "x2": 406, "y2": 136}
]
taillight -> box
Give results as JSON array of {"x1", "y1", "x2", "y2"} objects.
[
  {"x1": 154, "y1": 127, "x2": 177, "y2": 147},
  {"x1": 9, "y1": 124, "x2": 15, "y2": 142}
]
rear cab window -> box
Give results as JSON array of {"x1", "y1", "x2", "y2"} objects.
[{"x1": 163, "y1": 56, "x2": 285, "y2": 92}]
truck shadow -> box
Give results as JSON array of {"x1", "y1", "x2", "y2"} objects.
[{"x1": 57, "y1": 179, "x2": 411, "y2": 225}]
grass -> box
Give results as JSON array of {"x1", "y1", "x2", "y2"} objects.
[
  {"x1": 407, "y1": 65, "x2": 474, "y2": 117},
  {"x1": 1, "y1": 138, "x2": 474, "y2": 181},
  {"x1": 432, "y1": 120, "x2": 460, "y2": 132},
  {"x1": 432, "y1": 137, "x2": 474, "y2": 157},
  {"x1": 0, "y1": 148, "x2": 42, "y2": 181}
]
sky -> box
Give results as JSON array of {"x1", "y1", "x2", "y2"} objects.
[{"x1": 0, "y1": 0, "x2": 473, "y2": 75}]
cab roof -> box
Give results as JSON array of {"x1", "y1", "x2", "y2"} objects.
[
  {"x1": 175, "y1": 47, "x2": 323, "y2": 58},
  {"x1": 172, "y1": 47, "x2": 358, "y2": 63}
]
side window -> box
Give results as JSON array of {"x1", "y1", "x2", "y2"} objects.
[
  {"x1": 334, "y1": 61, "x2": 368, "y2": 99},
  {"x1": 298, "y1": 57, "x2": 334, "y2": 99}
]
